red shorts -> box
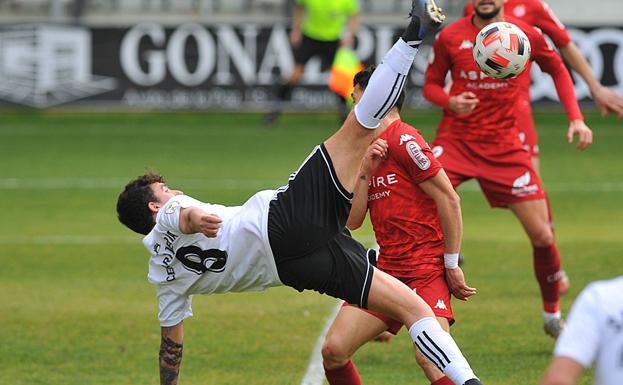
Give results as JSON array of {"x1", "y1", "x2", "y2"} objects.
[
  {"x1": 516, "y1": 99, "x2": 539, "y2": 157},
  {"x1": 431, "y1": 137, "x2": 546, "y2": 208},
  {"x1": 344, "y1": 269, "x2": 454, "y2": 335}
]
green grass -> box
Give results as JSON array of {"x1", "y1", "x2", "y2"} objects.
[{"x1": 0, "y1": 110, "x2": 620, "y2": 385}]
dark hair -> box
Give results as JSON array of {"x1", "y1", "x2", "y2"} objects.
[
  {"x1": 353, "y1": 65, "x2": 406, "y2": 112},
  {"x1": 116, "y1": 172, "x2": 165, "y2": 235}
]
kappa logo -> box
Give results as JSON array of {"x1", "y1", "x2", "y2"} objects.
[
  {"x1": 399, "y1": 134, "x2": 416, "y2": 145},
  {"x1": 459, "y1": 40, "x2": 473, "y2": 50},
  {"x1": 406, "y1": 141, "x2": 431, "y2": 170},
  {"x1": 0, "y1": 24, "x2": 117, "y2": 108},
  {"x1": 513, "y1": 171, "x2": 531, "y2": 188},
  {"x1": 434, "y1": 299, "x2": 447, "y2": 310}
]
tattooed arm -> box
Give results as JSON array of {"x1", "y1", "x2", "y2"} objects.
[{"x1": 160, "y1": 322, "x2": 184, "y2": 385}]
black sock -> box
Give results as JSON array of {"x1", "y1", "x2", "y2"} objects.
[{"x1": 401, "y1": 17, "x2": 424, "y2": 47}]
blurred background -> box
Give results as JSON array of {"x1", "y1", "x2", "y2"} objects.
[{"x1": 0, "y1": 0, "x2": 620, "y2": 110}]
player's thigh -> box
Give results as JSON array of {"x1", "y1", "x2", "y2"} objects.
[
  {"x1": 323, "y1": 305, "x2": 390, "y2": 360},
  {"x1": 367, "y1": 268, "x2": 435, "y2": 328}
]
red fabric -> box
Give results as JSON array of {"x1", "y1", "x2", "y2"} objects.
[
  {"x1": 431, "y1": 137, "x2": 546, "y2": 208},
  {"x1": 432, "y1": 375, "x2": 455, "y2": 385},
  {"x1": 368, "y1": 120, "x2": 445, "y2": 275},
  {"x1": 516, "y1": 98, "x2": 539, "y2": 156},
  {"x1": 324, "y1": 360, "x2": 362, "y2": 385},
  {"x1": 343, "y1": 269, "x2": 455, "y2": 334},
  {"x1": 533, "y1": 244, "x2": 562, "y2": 313}
]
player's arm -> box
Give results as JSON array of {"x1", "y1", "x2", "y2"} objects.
[
  {"x1": 560, "y1": 43, "x2": 623, "y2": 118},
  {"x1": 160, "y1": 322, "x2": 184, "y2": 385},
  {"x1": 347, "y1": 139, "x2": 388, "y2": 230},
  {"x1": 423, "y1": 36, "x2": 479, "y2": 114},
  {"x1": 341, "y1": 9, "x2": 360, "y2": 48},
  {"x1": 179, "y1": 207, "x2": 222, "y2": 237},
  {"x1": 290, "y1": 3, "x2": 305, "y2": 47},
  {"x1": 418, "y1": 170, "x2": 476, "y2": 301},
  {"x1": 539, "y1": 356, "x2": 584, "y2": 385},
  {"x1": 531, "y1": 29, "x2": 593, "y2": 150}
]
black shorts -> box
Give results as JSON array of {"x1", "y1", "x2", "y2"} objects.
[
  {"x1": 293, "y1": 35, "x2": 340, "y2": 70},
  {"x1": 268, "y1": 144, "x2": 375, "y2": 309}
]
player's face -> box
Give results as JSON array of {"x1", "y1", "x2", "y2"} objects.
[
  {"x1": 472, "y1": 0, "x2": 503, "y2": 19},
  {"x1": 351, "y1": 84, "x2": 364, "y2": 105},
  {"x1": 150, "y1": 182, "x2": 183, "y2": 205}
]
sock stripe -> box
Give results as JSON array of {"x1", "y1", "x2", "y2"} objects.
[
  {"x1": 423, "y1": 331, "x2": 451, "y2": 365},
  {"x1": 379, "y1": 74, "x2": 407, "y2": 118},
  {"x1": 373, "y1": 73, "x2": 402, "y2": 118},
  {"x1": 415, "y1": 335, "x2": 446, "y2": 371}
]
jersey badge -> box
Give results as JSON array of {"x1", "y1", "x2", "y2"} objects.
[
  {"x1": 165, "y1": 201, "x2": 178, "y2": 214},
  {"x1": 513, "y1": 4, "x2": 526, "y2": 18},
  {"x1": 406, "y1": 141, "x2": 431, "y2": 170},
  {"x1": 399, "y1": 134, "x2": 416, "y2": 145},
  {"x1": 432, "y1": 145, "x2": 444, "y2": 158},
  {"x1": 459, "y1": 40, "x2": 473, "y2": 50}
]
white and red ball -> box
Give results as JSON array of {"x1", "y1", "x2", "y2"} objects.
[{"x1": 473, "y1": 21, "x2": 531, "y2": 79}]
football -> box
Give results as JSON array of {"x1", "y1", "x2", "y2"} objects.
[{"x1": 473, "y1": 21, "x2": 531, "y2": 79}]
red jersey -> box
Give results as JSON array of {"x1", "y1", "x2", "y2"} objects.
[
  {"x1": 423, "y1": 15, "x2": 581, "y2": 144},
  {"x1": 368, "y1": 119, "x2": 444, "y2": 277},
  {"x1": 464, "y1": 0, "x2": 572, "y2": 101}
]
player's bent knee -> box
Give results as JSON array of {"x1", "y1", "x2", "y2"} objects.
[
  {"x1": 530, "y1": 227, "x2": 554, "y2": 247},
  {"x1": 321, "y1": 336, "x2": 351, "y2": 368}
]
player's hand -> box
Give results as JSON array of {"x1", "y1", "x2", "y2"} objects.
[
  {"x1": 361, "y1": 139, "x2": 388, "y2": 176},
  {"x1": 445, "y1": 267, "x2": 477, "y2": 301},
  {"x1": 198, "y1": 213, "x2": 222, "y2": 238},
  {"x1": 340, "y1": 34, "x2": 355, "y2": 48},
  {"x1": 567, "y1": 120, "x2": 593, "y2": 150},
  {"x1": 592, "y1": 85, "x2": 623, "y2": 119},
  {"x1": 448, "y1": 92, "x2": 479, "y2": 115},
  {"x1": 290, "y1": 30, "x2": 302, "y2": 47}
]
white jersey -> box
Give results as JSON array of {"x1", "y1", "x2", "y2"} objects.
[
  {"x1": 554, "y1": 276, "x2": 623, "y2": 385},
  {"x1": 142, "y1": 191, "x2": 282, "y2": 327}
]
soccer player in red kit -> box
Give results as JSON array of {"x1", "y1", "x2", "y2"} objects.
[
  {"x1": 423, "y1": 0, "x2": 593, "y2": 338},
  {"x1": 322, "y1": 67, "x2": 476, "y2": 385},
  {"x1": 464, "y1": 0, "x2": 623, "y2": 169}
]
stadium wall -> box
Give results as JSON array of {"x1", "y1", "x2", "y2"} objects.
[{"x1": 0, "y1": 22, "x2": 621, "y2": 109}]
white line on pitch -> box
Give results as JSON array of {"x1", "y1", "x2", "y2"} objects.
[{"x1": 300, "y1": 301, "x2": 342, "y2": 385}]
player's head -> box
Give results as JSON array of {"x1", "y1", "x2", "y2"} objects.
[
  {"x1": 116, "y1": 172, "x2": 183, "y2": 235},
  {"x1": 352, "y1": 65, "x2": 405, "y2": 112},
  {"x1": 472, "y1": 0, "x2": 503, "y2": 20}
]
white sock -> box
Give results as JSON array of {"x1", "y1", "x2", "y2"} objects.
[
  {"x1": 354, "y1": 38, "x2": 418, "y2": 129},
  {"x1": 408, "y1": 317, "x2": 478, "y2": 385}
]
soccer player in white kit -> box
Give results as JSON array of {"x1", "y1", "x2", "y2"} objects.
[
  {"x1": 540, "y1": 276, "x2": 623, "y2": 385},
  {"x1": 116, "y1": 2, "x2": 486, "y2": 385}
]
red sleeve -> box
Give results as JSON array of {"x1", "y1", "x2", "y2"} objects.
[
  {"x1": 532, "y1": 0, "x2": 571, "y2": 48},
  {"x1": 423, "y1": 33, "x2": 451, "y2": 109},
  {"x1": 530, "y1": 27, "x2": 583, "y2": 121},
  {"x1": 463, "y1": 3, "x2": 474, "y2": 17},
  {"x1": 390, "y1": 126, "x2": 442, "y2": 185}
]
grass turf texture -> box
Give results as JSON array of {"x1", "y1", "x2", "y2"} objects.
[{"x1": 0, "y1": 110, "x2": 620, "y2": 385}]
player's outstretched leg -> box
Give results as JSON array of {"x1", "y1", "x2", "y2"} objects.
[
  {"x1": 367, "y1": 269, "x2": 482, "y2": 385},
  {"x1": 324, "y1": 0, "x2": 445, "y2": 193}
]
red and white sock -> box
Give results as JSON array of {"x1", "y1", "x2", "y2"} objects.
[{"x1": 533, "y1": 244, "x2": 561, "y2": 313}]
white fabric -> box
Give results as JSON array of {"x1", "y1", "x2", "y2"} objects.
[
  {"x1": 408, "y1": 317, "x2": 477, "y2": 385},
  {"x1": 142, "y1": 192, "x2": 282, "y2": 327},
  {"x1": 354, "y1": 38, "x2": 418, "y2": 129},
  {"x1": 554, "y1": 276, "x2": 623, "y2": 385}
]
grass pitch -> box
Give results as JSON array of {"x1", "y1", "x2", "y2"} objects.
[{"x1": 0, "y1": 110, "x2": 620, "y2": 385}]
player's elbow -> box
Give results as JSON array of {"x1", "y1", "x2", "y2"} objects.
[{"x1": 346, "y1": 217, "x2": 363, "y2": 231}]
